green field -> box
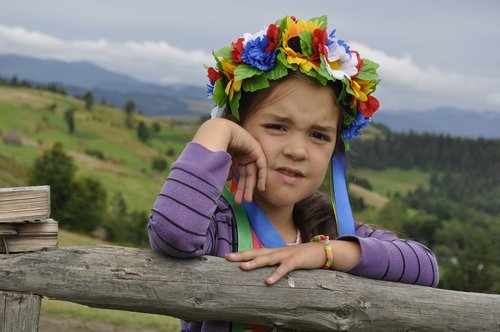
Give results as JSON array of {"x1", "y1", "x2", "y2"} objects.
[
  {"x1": 0, "y1": 86, "x2": 195, "y2": 211},
  {"x1": 352, "y1": 167, "x2": 430, "y2": 197}
]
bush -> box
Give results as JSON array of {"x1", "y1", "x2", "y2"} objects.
[
  {"x1": 84, "y1": 149, "x2": 106, "y2": 160},
  {"x1": 151, "y1": 157, "x2": 168, "y2": 172}
]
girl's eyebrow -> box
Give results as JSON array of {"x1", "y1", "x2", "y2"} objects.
[{"x1": 261, "y1": 113, "x2": 337, "y2": 133}]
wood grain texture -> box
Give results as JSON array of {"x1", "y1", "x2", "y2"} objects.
[
  {"x1": 0, "y1": 186, "x2": 50, "y2": 223},
  {"x1": 1, "y1": 245, "x2": 499, "y2": 331},
  {"x1": 0, "y1": 291, "x2": 41, "y2": 332}
]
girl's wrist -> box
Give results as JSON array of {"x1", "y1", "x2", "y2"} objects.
[{"x1": 192, "y1": 118, "x2": 233, "y2": 152}]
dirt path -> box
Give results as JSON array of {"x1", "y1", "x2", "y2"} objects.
[{"x1": 39, "y1": 316, "x2": 167, "y2": 332}]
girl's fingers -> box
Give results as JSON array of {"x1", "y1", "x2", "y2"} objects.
[
  {"x1": 243, "y1": 163, "x2": 257, "y2": 202},
  {"x1": 225, "y1": 248, "x2": 271, "y2": 262},
  {"x1": 234, "y1": 166, "x2": 246, "y2": 205},
  {"x1": 266, "y1": 263, "x2": 295, "y2": 285},
  {"x1": 255, "y1": 156, "x2": 267, "y2": 192}
]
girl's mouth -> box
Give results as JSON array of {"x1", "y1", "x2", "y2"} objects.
[{"x1": 276, "y1": 167, "x2": 304, "y2": 184}]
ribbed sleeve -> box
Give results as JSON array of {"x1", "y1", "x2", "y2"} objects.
[
  {"x1": 341, "y1": 223, "x2": 439, "y2": 287},
  {"x1": 148, "y1": 142, "x2": 232, "y2": 258}
]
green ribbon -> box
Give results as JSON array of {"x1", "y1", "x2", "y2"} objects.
[{"x1": 222, "y1": 187, "x2": 251, "y2": 332}]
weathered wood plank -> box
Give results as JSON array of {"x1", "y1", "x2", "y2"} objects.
[
  {"x1": 0, "y1": 186, "x2": 50, "y2": 222},
  {"x1": 0, "y1": 291, "x2": 41, "y2": 332},
  {"x1": 0, "y1": 245, "x2": 499, "y2": 331}
]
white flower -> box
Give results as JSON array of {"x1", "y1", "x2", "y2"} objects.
[
  {"x1": 326, "y1": 41, "x2": 358, "y2": 80},
  {"x1": 243, "y1": 28, "x2": 266, "y2": 47},
  {"x1": 210, "y1": 105, "x2": 225, "y2": 119}
]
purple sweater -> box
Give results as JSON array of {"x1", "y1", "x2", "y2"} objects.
[{"x1": 148, "y1": 142, "x2": 439, "y2": 331}]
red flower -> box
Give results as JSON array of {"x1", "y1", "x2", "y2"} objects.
[
  {"x1": 311, "y1": 28, "x2": 328, "y2": 66},
  {"x1": 207, "y1": 67, "x2": 221, "y2": 82},
  {"x1": 231, "y1": 38, "x2": 245, "y2": 63},
  {"x1": 358, "y1": 95, "x2": 380, "y2": 118},
  {"x1": 265, "y1": 24, "x2": 280, "y2": 53},
  {"x1": 351, "y1": 50, "x2": 364, "y2": 77}
]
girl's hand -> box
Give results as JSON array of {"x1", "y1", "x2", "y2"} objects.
[
  {"x1": 193, "y1": 118, "x2": 267, "y2": 204},
  {"x1": 225, "y1": 240, "x2": 361, "y2": 284},
  {"x1": 225, "y1": 242, "x2": 327, "y2": 285}
]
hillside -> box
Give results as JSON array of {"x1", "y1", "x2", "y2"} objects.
[{"x1": 0, "y1": 85, "x2": 195, "y2": 213}]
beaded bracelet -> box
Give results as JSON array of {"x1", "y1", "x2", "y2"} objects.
[{"x1": 311, "y1": 235, "x2": 334, "y2": 269}]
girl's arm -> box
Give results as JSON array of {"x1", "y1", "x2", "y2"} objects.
[
  {"x1": 148, "y1": 141, "x2": 232, "y2": 257},
  {"x1": 226, "y1": 224, "x2": 439, "y2": 287},
  {"x1": 340, "y1": 223, "x2": 439, "y2": 287},
  {"x1": 148, "y1": 118, "x2": 267, "y2": 258}
]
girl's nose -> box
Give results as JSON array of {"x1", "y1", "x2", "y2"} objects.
[{"x1": 283, "y1": 136, "x2": 307, "y2": 160}]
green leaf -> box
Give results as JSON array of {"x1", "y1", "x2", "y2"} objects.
[
  {"x1": 229, "y1": 91, "x2": 242, "y2": 120},
  {"x1": 215, "y1": 46, "x2": 233, "y2": 59},
  {"x1": 278, "y1": 52, "x2": 296, "y2": 70},
  {"x1": 243, "y1": 73, "x2": 269, "y2": 92},
  {"x1": 357, "y1": 58, "x2": 380, "y2": 81},
  {"x1": 299, "y1": 30, "x2": 313, "y2": 58},
  {"x1": 308, "y1": 15, "x2": 328, "y2": 29},
  {"x1": 266, "y1": 61, "x2": 288, "y2": 81},
  {"x1": 213, "y1": 79, "x2": 227, "y2": 107},
  {"x1": 318, "y1": 56, "x2": 334, "y2": 80},
  {"x1": 234, "y1": 64, "x2": 262, "y2": 81}
]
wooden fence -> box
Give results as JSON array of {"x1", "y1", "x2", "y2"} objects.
[{"x1": 1, "y1": 245, "x2": 500, "y2": 331}]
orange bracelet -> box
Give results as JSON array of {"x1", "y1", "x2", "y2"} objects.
[{"x1": 311, "y1": 235, "x2": 334, "y2": 269}]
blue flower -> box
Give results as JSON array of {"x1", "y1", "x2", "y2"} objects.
[
  {"x1": 242, "y1": 36, "x2": 277, "y2": 72},
  {"x1": 342, "y1": 113, "x2": 371, "y2": 141},
  {"x1": 206, "y1": 81, "x2": 215, "y2": 98}
]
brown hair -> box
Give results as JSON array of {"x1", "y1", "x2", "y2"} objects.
[{"x1": 237, "y1": 71, "x2": 346, "y2": 240}]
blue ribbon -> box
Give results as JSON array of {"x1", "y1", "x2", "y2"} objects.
[
  {"x1": 242, "y1": 200, "x2": 287, "y2": 248},
  {"x1": 331, "y1": 151, "x2": 355, "y2": 236}
]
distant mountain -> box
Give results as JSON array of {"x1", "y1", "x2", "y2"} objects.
[
  {"x1": 1, "y1": 53, "x2": 499, "y2": 138},
  {"x1": 375, "y1": 108, "x2": 500, "y2": 139},
  {"x1": 0, "y1": 54, "x2": 211, "y2": 116}
]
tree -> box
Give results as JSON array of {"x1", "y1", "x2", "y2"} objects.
[
  {"x1": 60, "y1": 177, "x2": 107, "y2": 233},
  {"x1": 29, "y1": 143, "x2": 77, "y2": 223},
  {"x1": 83, "y1": 91, "x2": 94, "y2": 111},
  {"x1": 123, "y1": 99, "x2": 135, "y2": 128},
  {"x1": 103, "y1": 193, "x2": 149, "y2": 247},
  {"x1": 152, "y1": 122, "x2": 161, "y2": 133},
  {"x1": 64, "y1": 108, "x2": 76, "y2": 134},
  {"x1": 137, "y1": 121, "x2": 150, "y2": 142}
]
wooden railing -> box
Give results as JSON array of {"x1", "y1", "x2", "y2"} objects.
[{"x1": 1, "y1": 245, "x2": 500, "y2": 331}]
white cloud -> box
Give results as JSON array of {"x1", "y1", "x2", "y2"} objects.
[
  {"x1": 1, "y1": 24, "x2": 499, "y2": 112},
  {"x1": 0, "y1": 25, "x2": 212, "y2": 85},
  {"x1": 350, "y1": 42, "x2": 500, "y2": 112}
]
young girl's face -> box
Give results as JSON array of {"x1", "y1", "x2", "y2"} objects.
[{"x1": 242, "y1": 76, "x2": 340, "y2": 211}]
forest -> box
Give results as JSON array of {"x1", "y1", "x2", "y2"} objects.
[{"x1": 349, "y1": 130, "x2": 500, "y2": 293}]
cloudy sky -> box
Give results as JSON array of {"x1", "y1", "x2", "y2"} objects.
[{"x1": 1, "y1": 0, "x2": 499, "y2": 112}]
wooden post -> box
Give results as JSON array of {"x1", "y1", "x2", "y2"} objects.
[{"x1": 0, "y1": 291, "x2": 41, "y2": 332}]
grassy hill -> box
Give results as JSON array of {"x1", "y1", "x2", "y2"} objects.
[
  {"x1": 0, "y1": 84, "x2": 433, "y2": 225},
  {"x1": 0, "y1": 85, "x2": 195, "y2": 213}
]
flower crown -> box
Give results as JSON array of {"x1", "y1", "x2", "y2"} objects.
[{"x1": 206, "y1": 15, "x2": 381, "y2": 147}]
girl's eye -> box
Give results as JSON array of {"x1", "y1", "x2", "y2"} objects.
[
  {"x1": 311, "y1": 132, "x2": 331, "y2": 142},
  {"x1": 264, "y1": 124, "x2": 286, "y2": 131}
]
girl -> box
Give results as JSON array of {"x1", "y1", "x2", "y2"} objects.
[{"x1": 148, "y1": 15, "x2": 439, "y2": 331}]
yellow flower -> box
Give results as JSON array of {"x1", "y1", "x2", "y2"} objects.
[
  {"x1": 221, "y1": 58, "x2": 242, "y2": 101},
  {"x1": 350, "y1": 78, "x2": 375, "y2": 103},
  {"x1": 282, "y1": 17, "x2": 324, "y2": 72}
]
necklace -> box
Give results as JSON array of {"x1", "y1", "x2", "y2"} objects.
[{"x1": 287, "y1": 229, "x2": 302, "y2": 246}]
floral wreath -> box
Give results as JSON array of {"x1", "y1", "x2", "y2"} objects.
[{"x1": 206, "y1": 15, "x2": 381, "y2": 149}]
